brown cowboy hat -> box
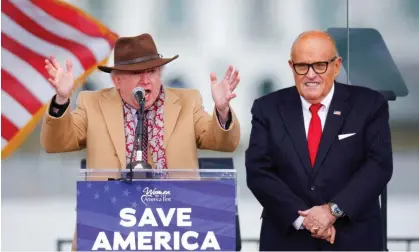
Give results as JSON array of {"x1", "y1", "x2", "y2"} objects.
[{"x1": 97, "y1": 33, "x2": 178, "y2": 73}]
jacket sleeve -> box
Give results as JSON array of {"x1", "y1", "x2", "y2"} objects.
[
  {"x1": 332, "y1": 94, "x2": 393, "y2": 221},
  {"x1": 245, "y1": 100, "x2": 309, "y2": 233},
  {"x1": 193, "y1": 90, "x2": 240, "y2": 152},
  {"x1": 40, "y1": 92, "x2": 88, "y2": 153}
]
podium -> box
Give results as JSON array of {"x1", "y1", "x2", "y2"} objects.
[{"x1": 76, "y1": 169, "x2": 237, "y2": 251}]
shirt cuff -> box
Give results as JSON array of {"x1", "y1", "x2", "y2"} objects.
[
  {"x1": 292, "y1": 216, "x2": 305, "y2": 230},
  {"x1": 216, "y1": 109, "x2": 232, "y2": 129},
  {"x1": 49, "y1": 94, "x2": 70, "y2": 117}
]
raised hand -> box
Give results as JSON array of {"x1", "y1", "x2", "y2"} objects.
[
  {"x1": 210, "y1": 65, "x2": 240, "y2": 120},
  {"x1": 45, "y1": 56, "x2": 74, "y2": 104}
]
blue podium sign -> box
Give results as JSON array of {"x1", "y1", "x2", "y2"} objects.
[{"x1": 76, "y1": 179, "x2": 236, "y2": 251}]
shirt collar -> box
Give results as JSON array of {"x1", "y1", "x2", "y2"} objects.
[
  {"x1": 300, "y1": 82, "x2": 335, "y2": 111},
  {"x1": 129, "y1": 106, "x2": 137, "y2": 115}
]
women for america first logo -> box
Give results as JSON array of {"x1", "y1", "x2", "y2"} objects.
[{"x1": 141, "y1": 187, "x2": 171, "y2": 205}]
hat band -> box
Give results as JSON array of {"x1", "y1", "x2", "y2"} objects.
[{"x1": 115, "y1": 54, "x2": 162, "y2": 66}]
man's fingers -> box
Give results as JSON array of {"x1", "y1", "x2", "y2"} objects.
[
  {"x1": 223, "y1": 90, "x2": 236, "y2": 101},
  {"x1": 311, "y1": 226, "x2": 334, "y2": 242},
  {"x1": 306, "y1": 223, "x2": 314, "y2": 232},
  {"x1": 65, "y1": 59, "x2": 73, "y2": 74},
  {"x1": 48, "y1": 78, "x2": 58, "y2": 88},
  {"x1": 45, "y1": 60, "x2": 57, "y2": 75},
  {"x1": 223, "y1": 65, "x2": 233, "y2": 80},
  {"x1": 330, "y1": 226, "x2": 336, "y2": 244},
  {"x1": 230, "y1": 73, "x2": 240, "y2": 91},
  {"x1": 229, "y1": 70, "x2": 239, "y2": 83},
  {"x1": 323, "y1": 226, "x2": 332, "y2": 240},
  {"x1": 303, "y1": 218, "x2": 317, "y2": 232},
  {"x1": 313, "y1": 234, "x2": 328, "y2": 240},
  {"x1": 316, "y1": 226, "x2": 328, "y2": 237},
  {"x1": 302, "y1": 218, "x2": 309, "y2": 229},
  {"x1": 311, "y1": 233, "x2": 320, "y2": 238},
  {"x1": 298, "y1": 210, "x2": 310, "y2": 216},
  {"x1": 310, "y1": 227, "x2": 322, "y2": 239},
  {"x1": 45, "y1": 65, "x2": 57, "y2": 78},
  {"x1": 49, "y1": 56, "x2": 62, "y2": 71},
  {"x1": 45, "y1": 59, "x2": 56, "y2": 70},
  {"x1": 210, "y1": 73, "x2": 217, "y2": 86}
]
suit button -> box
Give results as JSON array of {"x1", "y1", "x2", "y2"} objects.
[{"x1": 310, "y1": 186, "x2": 316, "y2": 191}]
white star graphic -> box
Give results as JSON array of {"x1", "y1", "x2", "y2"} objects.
[
  {"x1": 104, "y1": 185, "x2": 109, "y2": 192},
  {"x1": 94, "y1": 192, "x2": 100, "y2": 200},
  {"x1": 77, "y1": 189, "x2": 81, "y2": 196},
  {"x1": 86, "y1": 183, "x2": 92, "y2": 188},
  {"x1": 123, "y1": 189, "x2": 131, "y2": 196},
  {"x1": 131, "y1": 201, "x2": 139, "y2": 208},
  {"x1": 111, "y1": 197, "x2": 117, "y2": 204},
  {"x1": 136, "y1": 185, "x2": 142, "y2": 191}
]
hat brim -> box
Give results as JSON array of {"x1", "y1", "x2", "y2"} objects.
[{"x1": 97, "y1": 55, "x2": 179, "y2": 73}]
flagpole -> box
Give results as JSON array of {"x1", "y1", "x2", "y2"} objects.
[{"x1": 380, "y1": 90, "x2": 396, "y2": 252}]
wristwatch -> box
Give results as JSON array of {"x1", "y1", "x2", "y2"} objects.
[{"x1": 328, "y1": 202, "x2": 345, "y2": 218}]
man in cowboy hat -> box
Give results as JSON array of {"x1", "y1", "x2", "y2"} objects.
[
  {"x1": 41, "y1": 32, "x2": 240, "y2": 168},
  {"x1": 41, "y1": 33, "x2": 241, "y2": 250}
]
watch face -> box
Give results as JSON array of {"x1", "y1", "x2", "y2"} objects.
[{"x1": 332, "y1": 205, "x2": 343, "y2": 216}]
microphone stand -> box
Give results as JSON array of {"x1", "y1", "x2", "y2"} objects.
[{"x1": 125, "y1": 98, "x2": 152, "y2": 182}]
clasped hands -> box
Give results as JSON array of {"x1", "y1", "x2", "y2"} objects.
[{"x1": 298, "y1": 204, "x2": 337, "y2": 244}]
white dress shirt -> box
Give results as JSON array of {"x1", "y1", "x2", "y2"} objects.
[{"x1": 292, "y1": 84, "x2": 335, "y2": 230}]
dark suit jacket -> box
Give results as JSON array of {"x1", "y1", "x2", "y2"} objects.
[{"x1": 245, "y1": 82, "x2": 393, "y2": 251}]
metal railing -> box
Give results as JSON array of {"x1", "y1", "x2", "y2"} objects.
[
  {"x1": 240, "y1": 238, "x2": 419, "y2": 252},
  {"x1": 387, "y1": 238, "x2": 419, "y2": 252},
  {"x1": 56, "y1": 237, "x2": 419, "y2": 251}
]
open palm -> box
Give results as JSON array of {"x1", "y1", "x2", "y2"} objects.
[
  {"x1": 210, "y1": 65, "x2": 240, "y2": 113},
  {"x1": 45, "y1": 56, "x2": 75, "y2": 102}
]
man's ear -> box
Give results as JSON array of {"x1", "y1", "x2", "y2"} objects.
[
  {"x1": 288, "y1": 60, "x2": 294, "y2": 70},
  {"x1": 333, "y1": 57, "x2": 342, "y2": 78},
  {"x1": 111, "y1": 72, "x2": 120, "y2": 89}
]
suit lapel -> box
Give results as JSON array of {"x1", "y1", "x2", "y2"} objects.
[
  {"x1": 313, "y1": 83, "x2": 350, "y2": 172},
  {"x1": 280, "y1": 88, "x2": 312, "y2": 175},
  {"x1": 163, "y1": 89, "x2": 181, "y2": 149},
  {"x1": 99, "y1": 88, "x2": 126, "y2": 168}
]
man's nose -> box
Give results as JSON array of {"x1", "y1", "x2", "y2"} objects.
[
  {"x1": 139, "y1": 73, "x2": 149, "y2": 82},
  {"x1": 306, "y1": 67, "x2": 317, "y2": 79}
]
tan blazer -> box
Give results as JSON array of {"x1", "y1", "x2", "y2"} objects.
[
  {"x1": 41, "y1": 87, "x2": 240, "y2": 168},
  {"x1": 40, "y1": 87, "x2": 240, "y2": 251}
]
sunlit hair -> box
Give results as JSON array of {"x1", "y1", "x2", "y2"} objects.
[{"x1": 290, "y1": 30, "x2": 339, "y2": 60}]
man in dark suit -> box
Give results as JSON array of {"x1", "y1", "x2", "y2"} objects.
[{"x1": 245, "y1": 30, "x2": 393, "y2": 251}]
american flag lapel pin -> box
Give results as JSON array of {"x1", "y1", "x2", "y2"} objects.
[{"x1": 333, "y1": 110, "x2": 341, "y2": 116}]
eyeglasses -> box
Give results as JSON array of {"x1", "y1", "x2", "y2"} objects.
[{"x1": 292, "y1": 56, "x2": 337, "y2": 75}]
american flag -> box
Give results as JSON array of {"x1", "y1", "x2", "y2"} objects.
[{"x1": 1, "y1": 0, "x2": 118, "y2": 159}]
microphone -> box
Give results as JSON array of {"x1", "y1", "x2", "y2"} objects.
[
  {"x1": 124, "y1": 87, "x2": 152, "y2": 183},
  {"x1": 132, "y1": 87, "x2": 145, "y2": 104}
]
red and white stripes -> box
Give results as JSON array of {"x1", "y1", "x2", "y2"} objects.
[{"x1": 1, "y1": 0, "x2": 118, "y2": 159}]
